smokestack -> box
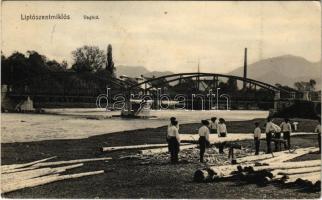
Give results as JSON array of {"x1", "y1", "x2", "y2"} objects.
[{"x1": 243, "y1": 48, "x2": 247, "y2": 90}]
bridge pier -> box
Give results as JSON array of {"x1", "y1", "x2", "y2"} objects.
[{"x1": 273, "y1": 91, "x2": 281, "y2": 112}]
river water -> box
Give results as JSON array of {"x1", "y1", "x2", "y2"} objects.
[{"x1": 1, "y1": 109, "x2": 268, "y2": 143}]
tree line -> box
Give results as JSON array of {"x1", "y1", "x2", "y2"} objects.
[{"x1": 1, "y1": 45, "x2": 115, "y2": 85}]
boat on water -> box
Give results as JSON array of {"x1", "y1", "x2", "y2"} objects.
[{"x1": 121, "y1": 99, "x2": 152, "y2": 118}]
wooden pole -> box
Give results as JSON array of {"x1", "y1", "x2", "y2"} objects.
[
  {"x1": 101, "y1": 143, "x2": 189, "y2": 152},
  {"x1": 33, "y1": 157, "x2": 112, "y2": 167},
  {"x1": 1, "y1": 156, "x2": 57, "y2": 172},
  {"x1": 2, "y1": 163, "x2": 83, "y2": 184},
  {"x1": 140, "y1": 144, "x2": 197, "y2": 155}
]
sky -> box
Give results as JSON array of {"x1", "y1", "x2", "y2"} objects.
[{"x1": 2, "y1": 1, "x2": 321, "y2": 74}]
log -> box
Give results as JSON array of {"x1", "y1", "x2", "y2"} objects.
[
  {"x1": 236, "y1": 147, "x2": 317, "y2": 164},
  {"x1": 284, "y1": 171, "x2": 321, "y2": 185},
  {"x1": 1, "y1": 156, "x2": 57, "y2": 172},
  {"x1": 205, "y1": 164, "x2": 252, "y2": 180},
  {"x1": 33, "y1": 157, "x2": 112, "y2": 167},
  {"x1": 180, "y1": 134, "x2": 257, "y2": 144},
  {"x1": 291, "y1": 132, "x2": 317, "y2": 136},
  {"x1": 1, "y1": 170, "x2": 104, "y2": 194},
  {"x1": 193, "y1": 169, "x2": 210, "y2": 182},
  {"x1": 250, "y1": 160, "x2": 321, "y2": 171},
  {"x1": 101, "y1": 143, "x2": 190, "y2": 152},
  {"x1": 275, "y1": 166, "x2": 321, "y2": 176},
  {"x1": 1, "y1": 163, "x2": 83, "y2": 184},
  {"x1": 2, "y1": 166, "x2": 38, "y2": 174},
  {"x1": 259, "y1": 147, "x2": 318, "y2": 164},
  {"x1": 140, "y1": 144, "x2": 197, "y2": 155},
  {"x1": 181, "y1": 132, "x2": 317, "y2": 144}
]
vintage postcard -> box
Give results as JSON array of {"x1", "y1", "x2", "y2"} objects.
[{"x1": 1, "y1": 1, "x2": 321, "y2": 199}]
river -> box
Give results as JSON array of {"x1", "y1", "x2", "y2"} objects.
[{"x1": 1, "y1": 108, "x2": 268, "y2": 143}]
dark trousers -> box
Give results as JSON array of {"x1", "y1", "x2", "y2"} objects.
[
  {"x1": 283, "y1": 131, "x2": 291, "y2": 149},
  {"x1": 199, "y1": 136, "x2": 207, "y2": 162},
  {"x1": 318, "y1": 134, "x2": 321, "y2": 152},
  {"x1": 274, "y1": 132, "x2": 281, "y2": 151},
  {"x1": 254, "y1": 137, "x2": 260, "y2": 155},
  {"x1": 218, "y1": 132, "x2": 227, "y2": 154},
  {"x1": 168, "y1": 137, "x2": 179, "y2": 163},
  {"x1": 166, "y1": 137, "x2": 170, "y2": 152},
  {"x1": 266, "y1": 132, "x2": 272, "y2": 154}
]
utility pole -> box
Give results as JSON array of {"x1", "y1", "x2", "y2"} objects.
[{"x1": 243, "y1": 48, "x2": 247, "y2": 90}]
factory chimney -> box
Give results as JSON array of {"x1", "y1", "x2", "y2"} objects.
[{"x1": 243, "y1": 48, "x2": 247, "y2": 90}]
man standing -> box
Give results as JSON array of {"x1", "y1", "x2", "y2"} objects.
[
  {"x1": 265, "y1": 117, "x2": 279, "y2": 154},
  {"x1": 209, "y1": 117, "x2": 218, "y2": 134},
  {"x1": 198, "y1": 120, "x2": 210, "y2": 163},
  {"x1": 167, "y1": 120, "x2": 180, "y2": 163},
  {"x1": 217, "y1": 118, "x2": 228, "y2": 154},
  {"x1": 315, "y1": 117, "x2": 321, "y2": 153},
  {"x1": 254, "y1": 122, "x2": 261, "y2": 155},
  {"x1": 167, "y1": 117, "x2": 179, "y2": 152},
  {"x1": 280, "y1": 118, "x2": 292, "y2": 149}
]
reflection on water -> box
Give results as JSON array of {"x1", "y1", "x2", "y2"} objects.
[{"x1": 1, "y1": 109, "x2": 268, "y2": 143}]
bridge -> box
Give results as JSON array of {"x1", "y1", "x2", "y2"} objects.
[
  {"x1": 126, "y1": 72, "x2": 302, "y2": 111},
  {"x1": 2, "y1": 70, "x2": 303, "y2": 111}
]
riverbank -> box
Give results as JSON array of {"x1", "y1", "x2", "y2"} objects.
[{"x1": 1, "y1": 118, "x2": 320, "y2": 198}]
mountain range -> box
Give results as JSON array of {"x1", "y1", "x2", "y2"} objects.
[
  {"x1": 115, "y1": 55, "x2": 321, "y2": 90},
  {"x1": 115, "y1": 65, "x2": 173, "y2": 78},
  {"x1": 228, "y1": 55, "x2": 321, "y2": 90}
]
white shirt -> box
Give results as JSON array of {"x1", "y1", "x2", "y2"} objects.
[
  {"x1": 209, "y1": 120, "x2": 218, "y2": 129},
  {"x1": 168, "y1": 123, "x2": 179, "y2": 131},
  {"x1": 280, "y1": 122, "x2": 292, "y2": 132},
  {"x1": 254, "y1": 127, "x2": 261, "y2": 138},
  {"x1": 167, "y1": 125, "x2": 180, "y2": 142},
  {"x1": 315, "y1": 124, "x2": 321, "y2": 134},
  {"x1": 217, "y1": 123, "x2": 227, "y2": 134},
  {"x1": 265, "y1": 121, "x2": 281, "y2": 133},
  {"x1": 198, "y1": 125, "x2": 210, "y2": 141}
]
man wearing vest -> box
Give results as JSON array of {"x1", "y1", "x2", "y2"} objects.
[
  {"x1": 265, "y1": 117, "x2": 280, "y2": 154},
  {"x1": 280, "y1": 118, "x2": 292, "y2": 149}
]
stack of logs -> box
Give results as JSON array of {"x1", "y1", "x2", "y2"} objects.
[
  {"x1": 193, "y1": 147, "x2": 320, "y2": 190},
  {"x1": 1, "y1": 156, "x2": 111, "y2": 194}
]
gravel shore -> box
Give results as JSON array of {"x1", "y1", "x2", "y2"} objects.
[{"x1": 1, "y1": 118, "x2": 320, "y2": 198}]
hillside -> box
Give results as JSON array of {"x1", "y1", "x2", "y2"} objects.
[{"x1": 228, "y1": 55, "x2": 321, "y2": 90}]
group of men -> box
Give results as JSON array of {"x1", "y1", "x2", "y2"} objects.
[
  {"x1": 167, "y1": 116, "x2": 321, "y2": 164},
  {"x1": 255, "y1": 117, "x2": 321, "y2": 155},
  {"x1": 167, "y1": 117, "x2": 228, "y2": 163}
]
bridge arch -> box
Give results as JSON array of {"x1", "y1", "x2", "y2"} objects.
[{"x1": 129, "y1": 72, "x2": 297, "y2": 95}]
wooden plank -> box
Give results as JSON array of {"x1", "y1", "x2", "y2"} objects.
[
  {"x1": 33, "y1": 157, "x2": 112, "y2": 167},
  {"x1": 2, "y1": 170, "x2": 104, "y2": 194}
]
